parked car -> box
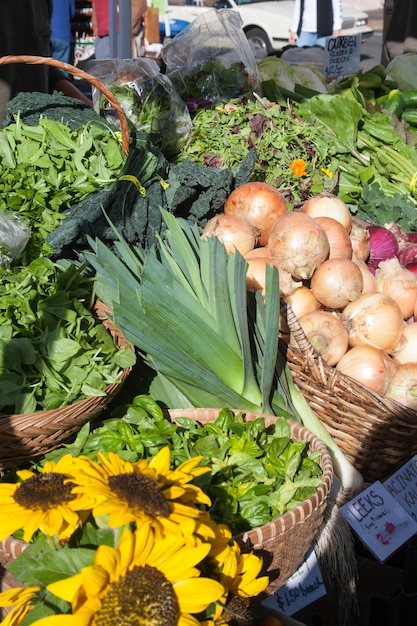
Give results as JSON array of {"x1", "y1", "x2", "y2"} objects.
[{"x1": 162, "y1": 0, "x2": 374, "y2": 59}]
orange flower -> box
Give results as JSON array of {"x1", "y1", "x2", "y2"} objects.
[{"x1": 290, "y1": 159, "x2": 307, "y2": 177}]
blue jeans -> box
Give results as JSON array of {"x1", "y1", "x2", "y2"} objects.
[{"x1": 296, "y1": 31, "x2": 328, "y2": 48}]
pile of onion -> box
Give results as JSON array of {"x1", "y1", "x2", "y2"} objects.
[{"x1": 205, "y1": 183, "x2": 417, "y2": 410}]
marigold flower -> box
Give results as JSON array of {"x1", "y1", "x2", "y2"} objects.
[{"x1": 290, "y1": 159, "x2": 308, "y2": 177}]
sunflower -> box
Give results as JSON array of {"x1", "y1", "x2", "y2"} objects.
[
  {"x1": 0, "y1": 455, "x2": 94, "y2": 543},
  {"x1": 31, "y1": 524, "x2": 225, "y2": 626},
  {"x1": 71, "y1": 448, "x2": 214, "y2": 538},
  {"x1": 201, "y1": 522, "x2": 268, "y2": 625},
  {"x1": 0, "y1": 585, "x2": 40, "y2": 626}
]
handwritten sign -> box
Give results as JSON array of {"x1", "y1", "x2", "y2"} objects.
[
  {"x1": 383, "y1": 455, "x2": 417, "y2": 522},
  {"x1": 323, "y1": 34, "x2": 361, "y2": 78},
  {"x1": 262, "y1": 547, "x2": 326, "y2": 616},
  {"x1": 339, "y1": 481, "x2": 417, "y2": 562}
]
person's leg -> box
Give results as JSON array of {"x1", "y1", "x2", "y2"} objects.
[
  {"x1": 0, "y1": 78, "x2": 11, "y2": 123},
  {"x1": 94, "y1": 36, "x2": 111, "y2": 59},
  {"x1": 296, "y1": 31, "x2": 318, "y2": 47}
]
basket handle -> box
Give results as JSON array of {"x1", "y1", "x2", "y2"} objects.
[
  {"x1": 281, "y1": 303, "x2": 318, "y2": 359},
  {"x1": 0, "y1": 55, "x2": 130, "y2": 155}
]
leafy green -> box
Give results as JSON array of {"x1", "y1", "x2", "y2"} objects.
[
  {"x1": 0, "y1": 114, "x2": 125, "y2": 262},
  {"x1": 352, "y1": 182, "x2": 417, "y2": 231},
  {"x1": 42, "y1": 401, "x2": 323, "y2": 535},
  {"x1": 0, "y1": 258, "x2": 135, "y2": 414}
]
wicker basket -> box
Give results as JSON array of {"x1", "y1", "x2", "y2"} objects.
[
  {"x1": 0, "y1": 303, "x2": 133, "y2": 471},
  {"x1": 283, "y1": 304, "x2": 417, "y2": 484},
  {"x1": 167, "y1": 408, "x2": 333, "y2": 595},
  {"x1": 0, "y1": 55, "x2": 130, "y2": 154}
]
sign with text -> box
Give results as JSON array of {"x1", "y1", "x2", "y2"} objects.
[
  {"x1": 340, "y1": 481, "x2": 417, "y2": 563},
  {"x1": 323, "y1": 34, "x2": 361, "y2": 78},
  {"x1": 262, "y1": 547, "x2": 326, "y2": 616},
  {"x1": 383, "y1": 455, "x2": 417, "y2": 522}
]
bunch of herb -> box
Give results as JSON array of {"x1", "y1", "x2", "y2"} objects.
[
  {"x1": 178, "y1": 97, "x2": 337, "y2": 206},
  {"x1": 0, "y1": 114, "x2": 126, "y2": 261},
  {"x1": 42, "y1": 398, "x2": 324, "y2": 534},
  {"x1": 0, "y1": 258, "x2": 135, "y2": 414}
]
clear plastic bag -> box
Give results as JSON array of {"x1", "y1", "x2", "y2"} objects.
[
  {"x1": 162, "y1": 9, "x2": 261, "y2": 105},
  {"x1": 86, "y1": 57, "x2": 193, "y2": 161},
  {"x1": 0, "y1": 211, "x2": 31, "y2": 268}
]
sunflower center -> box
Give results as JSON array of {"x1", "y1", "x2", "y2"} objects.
[
  {"x1": 108, "y1": 473, "x2": 170, "y2": 517},
  {"x1": 14, "y1": 473, "x2": 76, "y2": 509},
  {"x1": 95, "y1": 564, "x2": 180, "y2": 626}
]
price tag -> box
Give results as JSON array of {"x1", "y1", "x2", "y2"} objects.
[
  {"x1": 323, "y1": 34, "x2": 361, "y2": 78},
  {"x1": 262, "y1": 547, "x2": 326, "y2": 616},
  {"x1": 339, "y1": 481, "x2": 417, "y2": 562},
  {"x1": 383, "y1": 455, "x2": 417, "y2": 522}
]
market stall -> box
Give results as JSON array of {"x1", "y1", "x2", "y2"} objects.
[{"x1": 1, "y1": 10, "x2": 417, "y2": 625}]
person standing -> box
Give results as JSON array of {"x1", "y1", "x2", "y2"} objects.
[
  {"x1": 289, "y1": 0, "x2": 343, "y2": 48},
  {"x1": 92, "y1": 0, "x2": 147, "y2": 59},
  {"x1": 51, "y1": 0, "x2": 76, "y2": 65}
]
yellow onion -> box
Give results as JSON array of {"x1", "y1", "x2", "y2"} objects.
[
  {"x1": 310, "y1": 258, "x2": 363, "y2": 310},
  {"x1": 385, "y1": 363, "x2": 417, "y2": 409},
  {"x1": 336, "y1": 345, "x2": 396, "y2": 395},
  {"x1": 314, "y1": 216, "x2": 352, "y2": 259},
  {"x1": 349, "y1": 222, "x2": 370, "y2": 261},
  {"x1": 375, "y1": 256, "x2": 417, "y2": 320},
  {"x1": 392, "y1": 323, "x2": 417, "y2": 365},
  {"x1": 201, "y1": 213, "x2": 256, "y2": 255},
  {"x1": 267, "y1": 211, "x2": 330, "y2": 280},
  {"x1": 283, "y1": 285, "x2": 321, "y2": 320},
  {"x1": 300, "y1": 193, "x2": 352, "y2": 232},
  {"x1": 290, "y1": 309, "x2": 349, "y2": 366},
  {"x1": 341, "y1": 292, "x2": 404, "y2": 352},
  {"x1": 351, "y1": 254, "x2": 377, "y2": 294},
  {"x1": 244, "y1": 251, "x2": 301, "y2": 296}
]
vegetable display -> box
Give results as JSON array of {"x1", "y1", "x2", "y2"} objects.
[
  {"x1": 43, "y1": 402, "x2": 324, "y2": 535},
  {"x1": 0, "y1": 258, "x2": 135, "y2": 414}
]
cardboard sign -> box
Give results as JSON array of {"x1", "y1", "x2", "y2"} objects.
[
  {"x1": 323, "y1": 34, "x2": 361, "y2": 78},
  {"x1": 339, "y1": 481, "x2": 417, "y2": 563},
  {"x1": 262, "y1": 547, "x2": 326, "y2": 616},
  {"x1": 383, "y1": 455, "x2": 417, "y2": 522}
]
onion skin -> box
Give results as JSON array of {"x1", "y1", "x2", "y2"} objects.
[
  {"x1": 351, "y1": 254, "x2": 377, "y2": 294},
  {"x1": 301, "y1": 193, "x2": 352, "y2": 232},
  {"x1": 244, "y1": 250, "x2": 302, "y2": 296},
  {"x1": 224, "y1": 182, "x2": 288, "y2": 247},
  {"x1": 201, "y1": 213, "x2": 256, "y2": 255},
  {"x1": 291, "y1": 309, "x2": 349, "y2": 366},
  {"x1": 391, "y1": 323, "x2": 417, "y2": 365},
  {"x1": 310, "y1": 258, "x2": 363, "y2": 310},
  {"x1": 385, "y1": 363, "x2": 417, "y2": 410},
  {"x1": 350, "y1": 223, "x2": 370, "y2": 261},
  {"x1": 367, "y1": 225, "x2": 399, "y2": 273},
  {"x1": 314, "y1": 216, "x2": 352, "y2": 259},
  {"x1": 336, "y1": 345, "x2": 396, "y2": 394},
  {"x1": 375, "y1": 257, "x2": 417, "y2": 320},
  {"x1": 267, "y1": 212, "x2": 330, "y2": 280},
  {"x1": 284, "y1": 285, "x2": 321, "y2": 320},
  {"x1": 341, "y1": 292, "x2": 404, "y2": 352}
]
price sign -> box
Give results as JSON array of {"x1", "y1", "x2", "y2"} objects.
[
  {"x1": 339, "y1": 481, "x2": 417, "y2": 562},
  {"x1": 262, "y1": 547, "x2": 326, "y2": 616},
  {"x1": 323, "y1": 34, "x2": 361, "y2": 78},
  {"x1": 383, "y1": 455, "x2": 417, "y2": 522}
]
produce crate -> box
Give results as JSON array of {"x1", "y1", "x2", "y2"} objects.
[
  {"x1": 167, "y1": 408, "x2": 334, "y2": 596},
  {"x1": 283, "y1": 304, "x2": 417, "y2": 484}
]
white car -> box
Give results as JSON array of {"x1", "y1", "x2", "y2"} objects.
[{"x1": 163, "y1": 0, "x2": 373, "y2": 59}]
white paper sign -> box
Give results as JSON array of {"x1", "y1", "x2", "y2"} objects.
[
  {"x1": 262, "y1": 547, "x2": 326, "y2": 616},
  {"x1": 339, "y1": 481, "x2": 417, "y2": 562},
  {"x1": 323, "y1": 34, "x2": 361, "y2": 78},
  {"x1": 383, "y1": 455, "x2": 417, "y2": 522}
]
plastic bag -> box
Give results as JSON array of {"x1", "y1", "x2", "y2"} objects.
[
  {"x1": 86, "y1": 57, "x2": 193, "y2": 161},
  {"x1": 386, "y1": 53, "x2": 417, "y2": 91},
  {"x1": 0, "y1": 211, "x2": 31, "y2": 267},
  {"x1": 162, "y1": 9, "x2": 260, "y2": 105}
]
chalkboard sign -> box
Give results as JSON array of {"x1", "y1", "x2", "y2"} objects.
[{"x1": 323, "y1": 34, "x2": 361, "y2": 78}]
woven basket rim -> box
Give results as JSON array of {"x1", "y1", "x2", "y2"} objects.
[
  {"x1": 166, "y1": 408, "x2": 333, "y2": 545},
  {"x1": 0, "y1": 55, "x2": 130, "y2": 155}
]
